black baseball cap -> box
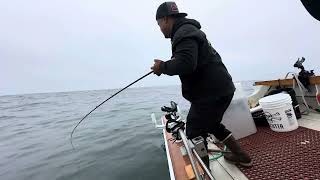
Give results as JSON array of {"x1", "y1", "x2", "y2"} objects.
[{"x1": 156, "y1": 2, "x2": 187, "y2": 20}]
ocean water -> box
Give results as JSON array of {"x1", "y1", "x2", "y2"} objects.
[{"x1": 0, "y1": 84, "x2": 254, "y2": 180}]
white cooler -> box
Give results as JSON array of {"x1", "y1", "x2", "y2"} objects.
[{"x1": 221, "y1": 83, "x2": 257, "y2": 140}]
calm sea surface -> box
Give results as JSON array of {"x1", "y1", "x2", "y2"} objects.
[{"x1": 0, "y1": 84, "x2": 254, "y2": 180}]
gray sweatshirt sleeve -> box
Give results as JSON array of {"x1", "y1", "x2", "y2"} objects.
[{"x1": 160, "y1": 38, "x2": 198, "y2": 76}]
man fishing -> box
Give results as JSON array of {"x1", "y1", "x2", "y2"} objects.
[{"x1": 151, "y1": 2, "x2": 252, "y2": 168}]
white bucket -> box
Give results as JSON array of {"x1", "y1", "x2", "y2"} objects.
[{"x1": 258, "y1": 93, "x2": 298, "y2": 132}]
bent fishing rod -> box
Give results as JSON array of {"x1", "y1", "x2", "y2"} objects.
[{"x1": 70, "y1": 70, "x2": 153, "y2": 148}]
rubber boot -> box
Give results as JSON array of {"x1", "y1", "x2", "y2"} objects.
[{"x1": 223, "y1": 135, "x2": 253, "y2": 167}]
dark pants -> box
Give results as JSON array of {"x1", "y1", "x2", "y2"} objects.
[{"x1": 186, "y1": 94, "x2": 233, "y2": 144}]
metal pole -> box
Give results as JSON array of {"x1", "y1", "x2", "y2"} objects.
[
  {"x1": 193, "y1": 149, "x2": 215, "y2": 180},
  {"x1": 179, "y1": 129, "x2": 202, "y2": 180}
]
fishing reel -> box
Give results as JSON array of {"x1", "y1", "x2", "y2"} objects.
[
  {"x1": 161, "y1": 101, "x2": 178, "y2": 114},
  {"x1": 294, "y1": 57, "x2": 306, "y2": 70},
  {"x1": 293, "y1": 57, "x2": 315, "y2": 90},
  {"x1": 161, "y1": 101, "x2": 185, "y2": 141},
  {"x1": 294, "y1": 57, "x2": 314, "y2": 75}
]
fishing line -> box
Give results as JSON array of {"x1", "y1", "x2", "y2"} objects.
[{"x1": 70, "y1": 71, "x2": 153, "y2": 149}]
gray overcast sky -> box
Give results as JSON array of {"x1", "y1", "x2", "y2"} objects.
[{"x1": 1, "y1": 0, "x2": 319, "y2": 95}]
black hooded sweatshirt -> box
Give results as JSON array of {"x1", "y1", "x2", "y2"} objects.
[{"x1": 160, "y1": 18, "x2": 235, "y2": 102}]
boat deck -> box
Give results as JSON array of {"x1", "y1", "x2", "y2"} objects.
[{"x1": 208, "y1": 112, "x2": 320, "y2": 180}]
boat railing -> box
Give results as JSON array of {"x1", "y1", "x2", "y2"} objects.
[
  {"x1": 151, "y1": 111, "x2": 215, "y2": 180},
  {"x1": 179, "y1": 129, "x2": 215, "y2": 180}
]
